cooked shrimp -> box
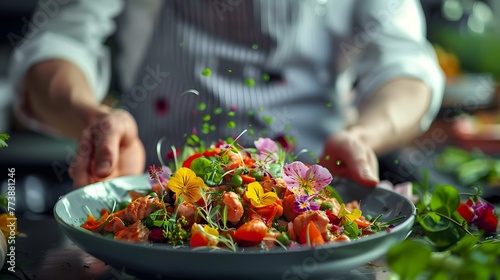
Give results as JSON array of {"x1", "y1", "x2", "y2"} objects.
[
  {"x1": 333, "y1": 234, "x2": 351, "y2": 243},
  {"x1": 114, "y1": 221, "x2": 150, "y2": 242},
  {"x1": 104, "y1": 216, "x2": 126, "y2": 233},
  {"x1": 124, "y1": 195, "x2": 163, "y2": 223},
  {"x1": 292, "y1": 210, "x2": 329, "y2": 238},
  {"x1": 222, "y1": 191, "x2": 244, "y2": 224},
  {"x1": 176, "y1": 201, "x2": 199, "y2": 227}
]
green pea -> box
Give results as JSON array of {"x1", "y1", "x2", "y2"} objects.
[
  {"x1": 229, "y1": 175, "x2": 243, "y2": 187},
  {"x1": 276, "y1": 233, "x2": 290, "y2": 246},
  {"x1": 250, "y1": 170, "x2": 262, "y2": 181},
  {"x1": 320, "y1": 201, "x2": 333, "y2": 210}
]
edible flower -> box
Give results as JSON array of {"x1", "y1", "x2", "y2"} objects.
[
  {"x1": 469, "y1": 199, "x2": 498, "y2": 233},
  {"x1": 167, "y1": 167, "x2": 204, "y2": 203},
  {"x1": 254, "y1": 137, "x2": 279, "y2": 162},
  {"x1": 282, "y1": 161, "x2": 332, "y2": 195},
  {"x1": 148, "y1": 165, "x2": 171, "y2": 186},
  {"x1": 293, "y1": 195, "x2": 320, "y2": 213},
  {"x1": 337, "y1": 204, "x2": 362, "y2": 226},
  {"x1": 245, "y1": 182, "x2": 278, "y2": 208}
]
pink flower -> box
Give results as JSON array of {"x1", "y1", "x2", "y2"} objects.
[
  {"x1": 254, "y1": 138, "x2": 280, "y2": 162},
  {"x1": 282, "y1": 161, "x2": 332, "y2": 195}
]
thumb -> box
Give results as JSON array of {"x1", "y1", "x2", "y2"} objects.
[
  {"x1": 93, "y1": 132, "x2": 120, "y2": 178},
  {"x1": 352, "y1": 164, "x2": 379, "y2": 187}
]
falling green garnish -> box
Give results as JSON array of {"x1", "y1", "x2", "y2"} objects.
[
  {"x1": 203, "y1": 114, "x2": 211, "y2": 122},
  {"x1": 179, "y1": 42, "x2": 184, "y2": 47},
  {"x1": 210, "y1": 124, "x2": 216, "y2": 132},
  {"x1": 201, "y1": 68, "x2": 212, "y2": 77},
  {"x1": 258, "y1": 107, "x2": 264, "y2": 112},
  {"x1": 248, "y1": 129, "x2": 255, "y2": 135},
  {"x1": 226, "y1": 121, "x2": 236, "y2": 129},
  {"x1": 326, "y1": 103, "x2": 333, "y2": 108},
  {"x1": 324, "y1": 155, "x2": 331, "y2": 161},
  {"x1": 201, "y1": 123, "x2": 210, "y2": 134},
  {"x1": 247, "y1": 109, "x2": 254, "y2": 116},
  {"x1": 263, "y1": 116, "x2": 273, "y2": 125},
  {"x1": 228, "y1": 69, "x2": 233, "y2": 73},
  {"x1": 262, "y1": 73, "x2": 270, "y2": 81},
  {"x1": 227, "y1": 111, "x2": 235, "y2": 117},
  {"x1": 285, "y1": 125, "x2": 291, "y2": 131},
  {"x1": 251, "y1": 43, "x2": 259, "y2": 50},
  {"x1": 214, "y1": 107, "x2": 222, "y2": 115},
  {"x1": 246, "y1": 78, "x2": 255, "y2": 87},
  {"x1": 197, "y1": 102, "x2": 207, "y2": 111}
]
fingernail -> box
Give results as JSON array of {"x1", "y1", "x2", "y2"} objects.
[
  {"x1": 361, "y1": 168, "x2": 378, "y2": 182},
  {"x1": 96, "y1": 161, "x2": 111, "y2": 175}
]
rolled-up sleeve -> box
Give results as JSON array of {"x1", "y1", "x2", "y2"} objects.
[
  {"x1": 8, "y1": 0, "x2": 124, "y2": 102},
  {"x1": 352, "y1": 0, "x2": 445, "y2": 131}
]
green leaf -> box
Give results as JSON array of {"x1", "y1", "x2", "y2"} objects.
[
  {"x1": 0, "y1": 133, "x2": 9, "y2": 148},
  {"x1": 434, "y1": 146, "x2": 472, "y2": 171},
  {"x1": 387, "y1": 240, "x2": 432, "y2": 280},
  {"x1": 456, "y1": 159, "x2": 491, "y2": 186},
  {"x1": 190, "y1": 157, "x2": 212, "y2": 177},
  {"x1": 343, "y1": 221, "x2": 359, "y2": 239},
  {"x1": 419, "y1": 212, "x2": 450, "y2": 232},
  {"x1": 267, "y1": 162, "x2": 283, "y2": 178},
  {"x1": 425, "y1": 225, "x2": 464, "y2": 249},
  {"x1": 430, "y1": 185, "x2": 460, "y2": 215},
  {"x1": 324, "y1": 185, "x2": 343, "y2": 204},
  {"x1": 450, "y1": 234, "x2": 479, "y2": 256}
]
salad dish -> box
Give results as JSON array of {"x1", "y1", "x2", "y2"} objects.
[{"x1": 54, "y1": 137, "x2": 416, "y2": 279}]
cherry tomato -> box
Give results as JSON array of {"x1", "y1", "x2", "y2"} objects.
[
  {"x1": 299, "y1": 220, "x2": 325, "y2": 246},
  {"x1": 457, "y1": 201, "x2": 475, "y2": 222},
  {"x1": 234, "y1": 219, "x2": 268, "y2": 242}
]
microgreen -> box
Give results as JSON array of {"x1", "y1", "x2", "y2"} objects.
[{"x1": 0, "y1": 133, "x2": 9, "y2": 148}]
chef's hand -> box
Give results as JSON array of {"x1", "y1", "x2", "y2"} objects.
[
  {"x1": 69, "y1": 109, "x2": 146, "y2": 188},
  {"x1": 319, "y1": 130, "x2": 379, "y2": 187}
]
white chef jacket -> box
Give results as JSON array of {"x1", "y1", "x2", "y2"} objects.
[{"x1": 9, "y1": 0, "x2": 444, "y2": 165}]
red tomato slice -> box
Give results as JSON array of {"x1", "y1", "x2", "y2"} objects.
[
  {"x1": 234, "y1": 219, "x2": 268, "y2": 242},
  {"x1": 240, "y1": 174, "x2": 256, "y2": 184},
  {"x1": 190, "y1": 223, "x2": 213, "y2": 247},
  {"x1": 299, "y1": 220, "x2": 325, "y2": 246},
  {"x1": 182, "y1": 153, "x2": 203, "y2": 168}
]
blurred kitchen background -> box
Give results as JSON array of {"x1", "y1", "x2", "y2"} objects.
[{"x1": 0, "y1": 0, "x2": 500, "y2": 214}]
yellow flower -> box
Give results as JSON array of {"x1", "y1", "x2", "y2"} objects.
[
  {"x1": 337, "y1": 203, "x2": 362, "y2": 225},
  {"x1": 0, "y1": 213, "x2": 19, "y2": 237},
  {"x1": 245, "y1": 182, "x2": 278, "y2": 208},
  {"x1": 167, "y1": 167, "x2": 204, "y2": 203},
  {"x1": 202, "y1": 224, "x2": 219, "y2": 238}
]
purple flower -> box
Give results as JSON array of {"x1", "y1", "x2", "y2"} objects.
[
  {"x1": 293, "y1": 195, "x2": 320, "y2": 213},
  {"x1": 148, "y1": 165, "x2": 172, "y2": 186},
  {"x1": 471, "y1": 200, "x2": 498, "y2": 233}
]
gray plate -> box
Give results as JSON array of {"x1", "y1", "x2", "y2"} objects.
[{"x1": 54, "y1": 175, "x2": 415, "y2": 280}]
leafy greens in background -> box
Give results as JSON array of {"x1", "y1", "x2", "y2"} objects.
[
  {"x1": 0, "y1": 133, "x2": 8, "y2": 148},
  {"x1": 387, "y1": 172, "x2": 500, "y2": 280},
  {"x1": 435, "y1": 146, "x2": 500, "y2": 187}
]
